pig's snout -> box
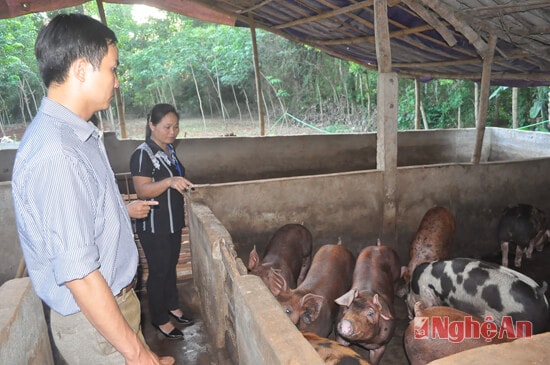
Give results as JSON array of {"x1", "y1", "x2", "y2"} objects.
[{"x1": 337, "y1": 319, "x2": 354, "y2": 337}]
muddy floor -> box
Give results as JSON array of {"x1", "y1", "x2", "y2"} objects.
[{"x1": 138, "y1": 279, "x2": 233, "y2": 365}]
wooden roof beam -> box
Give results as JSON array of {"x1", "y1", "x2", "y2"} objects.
[
  {"x1": 273, "y1": 0, "x2": 401, "y2": 30},
  {"x1": 420, "y1": 0, "x2": 488, "y2": 57},
  {"x1": 463, "y1": 16, "x2": 550, "y2": 68},
  {"x1": 392, "y1": 52, "x2": 533, "y2": 69},
  {"x1": 317, "y1": 24, "x2": 432, "y2": 45},
  {"x1": 459, "y1": 1, "x2": 550, "y2": 18},
  {"x1": 235, "y1": 0, "x2": 275, "y2": 14},
  {"x1": 274, "y1": 0, "x2": 373, "y2": 29},
  {"x1": 397, "y1": 69, "x2": 550, "y2": 83},
  {"x1": 511, "y1": 25, "x2": 550, "y2": 37},
  {"x1": 402, "y1": 0, "x2": 457, "y2": 47}
]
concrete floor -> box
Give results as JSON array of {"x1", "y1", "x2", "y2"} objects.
[
  {"x1": 138, "y1": 279, "x2": 233, "y2": 365},
  {"x1": 138, "y1": 243, "x2": 550, "y2": 365}
]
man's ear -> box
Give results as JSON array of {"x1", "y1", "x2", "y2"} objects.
[{"x1": 72, "y1": 58, "x2": 88, "y2": 82}]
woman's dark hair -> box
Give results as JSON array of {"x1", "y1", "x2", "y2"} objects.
[
  {"x1": 146, "y1": 103, "x2": 180, "y2": 140},
  {"x1": 35, "y1": 13, "x2": 118, "y2": 88}
]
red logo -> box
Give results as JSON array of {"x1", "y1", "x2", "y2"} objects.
[{"x1": 413, "y1": 315, "x2": 532, "y2": 342}]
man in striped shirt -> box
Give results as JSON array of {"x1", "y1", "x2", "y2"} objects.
[{"x1": 11, "y1": 13, "x2": 172, "y2": 365}]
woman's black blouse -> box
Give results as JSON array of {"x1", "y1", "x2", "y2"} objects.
[{"x1": 129, "y1": 140, "x2": 185, "y2": 234}]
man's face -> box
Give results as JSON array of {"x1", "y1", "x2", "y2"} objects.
[{"x1": 83, "y1": 43, "x2": 120, "y2": 112}]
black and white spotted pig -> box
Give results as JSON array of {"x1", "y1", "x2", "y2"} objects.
[
  {"x1": 407, "y1": 258, "x2": 549, "y2": 335},
  {"x1": 498, "y1": 204, "x2": 550, "y2": 267}
]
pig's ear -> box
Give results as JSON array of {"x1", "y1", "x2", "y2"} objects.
[
  {"x1": 413, "y1": 301, "x2": 425, "y2": 316},
  {"x1": 401, "y1": 266, "x2": 408, "y2": 279},
  {"x1": 421, "y1": 286, "x2": 440, "y2": 306},
  {"x1": 335, "y1": 288, "x2": 357, "y2": 307},
  {"x1": 373, "y1": 294, "x2": 393, "y2": 321},
  {"x1": 300, "y1": 293, "x2": 324, "y2": 324},
  {"x1": 248, "y1": 246, "x2": 260, "y2": 271},
  {"x1": 267, "y1": 268, "x2": 287, "y2": 296}
]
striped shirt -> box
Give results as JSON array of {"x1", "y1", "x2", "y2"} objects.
[{"x1": 11, "y1": 97, "x2": 138, "y2": 316}]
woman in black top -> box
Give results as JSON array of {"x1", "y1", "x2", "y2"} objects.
[{"x1": 129, "y1": 103, "x2": 194, "y2": 340}]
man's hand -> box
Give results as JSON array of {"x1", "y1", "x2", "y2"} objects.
[
  {"x1": 127, "y1": 352, "x2": 175, "y2": 365},
  {"x1": 158, "y1": 356, "x2": 175, "y2": 365},
  {"x1": 126, "y1": 200, "x2": 159, "y2": 219},
  {"x1": 66, "y1": 270, "x2": 174, "y2": 365}
]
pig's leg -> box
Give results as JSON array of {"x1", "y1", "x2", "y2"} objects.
[
  {"x1": 297, "y1": 256, "x2": 311, "y2": 286},
  {"x1": 534, "y1": 230, "x2": 549, "y2": 252},
  {"x1": 526, "y1": 235, "x2": 539, "y2": 259},
  {"x1": 501, "y1": 241, "x2": 509, "y2": 267},
  {"x1": 514, "y1": 245, "x2": 524, "y2": 267},
  {"x1": 368, "y1": 345, "x2": 386, "y2": 365}
]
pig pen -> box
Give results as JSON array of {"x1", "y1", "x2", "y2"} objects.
[
  {"x1": 187, "y1": 155, "x2": 550, "y2": 364},
  {"x1": 2, "y1": 127, "x2": 550, "y2": 364}
]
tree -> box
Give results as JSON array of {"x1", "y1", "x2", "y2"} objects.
[{"x1": 0, "y1": 3, "x2": 548, "y2": 137}]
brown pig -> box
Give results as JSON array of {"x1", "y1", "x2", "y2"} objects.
[
  {"x1": 404, "y1": 301, "x2": 513, "y2": 365},
  {"x1": 301, "y1": 332, "x2": 371, "y2": 365},
  {"x1": 334, "y1": 242, "x2": 402, "y2": 365},
  {"x1": 248, "y1": 223, "x2": 312, "y2": 291},
  {"x1": 268, "y1": 243, "x2": 355, "y2": 337},
  {"x1": 403, "y1": 206, "x2": 455, "y2": 283}
]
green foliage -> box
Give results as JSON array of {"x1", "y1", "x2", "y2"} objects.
[
  {"x1": 0, "y1": 14, "x2": 44, "y2": 123},
  {"x1": 325, "y1": 123, "x2": 352, "y2": 133},
  {"x1": 529, "y1": 86, "x2": 549, "y2": 120},
  {"x1": 0, "y1": 2, "x2": 548, "y2": 134}
]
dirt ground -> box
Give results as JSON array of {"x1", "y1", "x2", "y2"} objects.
[
  {"x1": 120, "y1": 116, "x2": 327, "y2": 139},
  {"x1": 1, "y1": 115, "x2": 326, "y2": 143}
]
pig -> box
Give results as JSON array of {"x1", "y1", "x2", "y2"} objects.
[
  {"x1": 407, "y1": 258, "x2": 549, "y2": 335},
  {"x1": 403, "y1": 206, "x2": 455, "y2": 283},
  {"x1": 404, "y1": 301, "x2": 513, "y2": 365},
  {"x1": 268, "y1": 243, "x2": 355, "y2": 337},
  {"x1": 334, "y1": 242, "x2": 402, "y2": 365},
  {"x1": 248, "y1": 223, "x2": 313, "y2": 291},
  {"x1": 498, "y1": 204, "x2": 550, "y2": 267},
  {"x1": 301, "y1": 331, "x2": 371, "y2": 365}
]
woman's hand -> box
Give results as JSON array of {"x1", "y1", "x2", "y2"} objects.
[{"x1": 168, "y1": 176, "x2": 194, "y2": 195}]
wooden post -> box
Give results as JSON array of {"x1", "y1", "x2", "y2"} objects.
[
  {"x1": 96, "y1": 0, "x2": 127, "y2": 139},
  {"x1": 414, "y1": 79, "x2": 421, "y2": 129},
  {"x1": 474, "y1": 82, "x2": 479, "y2": 127},
  {"x1": 471, "y1": 34, "x2": 497, "y2": 164},
  {"x1": 249, "y1": 14, "x2": 265, "y2": 136},
  {"x1": 512, "y1": 87, "x2": 518, "y2": 129},
  {"x1": 374, "y1": 0, "x2": 398, "y2": 250}
]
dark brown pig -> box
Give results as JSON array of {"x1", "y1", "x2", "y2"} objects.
[
  {"x1": 404, "y1": 301, "x2": 513, "y2": 365},
  {"x1": 248, "y1": 223, "x2": 312, "y2": 291},
  {"x1": 334, "y1": 242, "x2": 402, "y2": 365},
  {"x1": 403, "y1": 206, "x2": 455, "y2": 283},
  {"x1": 268, "y1": 243, "x2": 355, "y2": 337},
  {"x1": 498, "y1": 204, "x2": 549, "y2": 267},
  {"x1": 301, "y1": 332, "x2": 371, "y2": 365}
]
